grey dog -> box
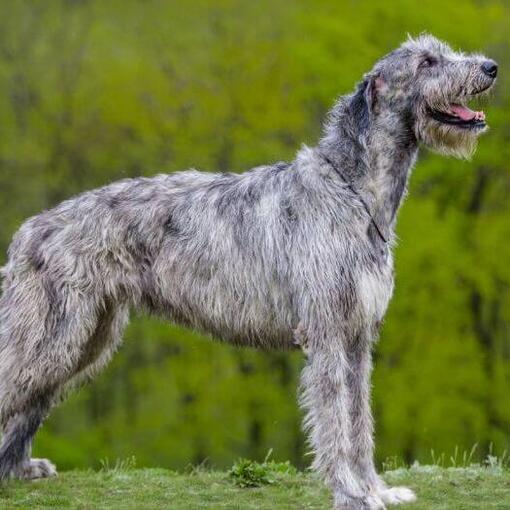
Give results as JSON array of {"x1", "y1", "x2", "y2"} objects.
[{"x1": 0, "y1": 34, "x2": 497, "y2": 509}]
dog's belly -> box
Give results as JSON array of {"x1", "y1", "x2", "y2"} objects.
[
  {"x1": 163, "y1": 298, "x2": 296, "y2": 349},
  {"x1": 150, "y1": 272, "x2": 296, "y2": 349}
]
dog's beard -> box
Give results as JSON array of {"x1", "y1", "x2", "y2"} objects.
[{"x1": 416, "y1": 115, "x2": 482, "y2": 159}]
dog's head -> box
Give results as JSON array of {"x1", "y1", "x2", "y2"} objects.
[{"x1": 355, "y1": 34, "x2": 497, "y2": 159}]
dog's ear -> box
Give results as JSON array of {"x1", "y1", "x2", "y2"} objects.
[{"x1": 350, "y1": 74, "x2": 384, "y2": 133}]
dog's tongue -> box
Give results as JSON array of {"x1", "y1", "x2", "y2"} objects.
[{"x1": 449, "y1": 104, "x2": 484, "y2": 121}]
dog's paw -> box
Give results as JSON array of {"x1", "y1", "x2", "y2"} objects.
[
  {"x1": 378, "y1": 486, "x2": 416, "y2": 505},
  {"x1": 365, "y1": 494, "x2": 387, "y2": 509},
  {"x1": 20, "y1": 459, "x2": 57, "y2": 480},
  {"x1": 335, "y1": 493, "x2": 386, "y2": 510}
]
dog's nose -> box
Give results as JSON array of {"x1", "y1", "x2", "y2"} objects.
[{"x1": 482, "y1": 60, "x2": 498, "y2": 78}]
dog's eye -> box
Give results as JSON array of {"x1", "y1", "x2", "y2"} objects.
[{"x1": 419, "y1": 56, "x2": 437, "y2": 69}]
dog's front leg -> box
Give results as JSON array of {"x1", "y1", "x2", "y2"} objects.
[
  {"x1": 299, "y1": 328, "x2": 386, "y2": 510},
  {"x1": 347, "y1": 334, "x2": 416, "y2": 506},
  {"x1": 347, "y1": 334, "x2": 382, "y2": 491}
]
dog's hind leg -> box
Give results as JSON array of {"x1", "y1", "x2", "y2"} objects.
[
  {"x1": 0, "y1": 331, "x2": 72, "y2": 480},
  {"x1": 0, "y1": 297, "x2": 130, "y2": 482},
  {"x1": 0, "y1": 391, "x2": 57, "y2": 481},
  {"x1": 0, "y1": 266, "x2": 129, "y2": 482},
  {"x1": 0, "y1": 278, "x2": 60, "y2": 481}
]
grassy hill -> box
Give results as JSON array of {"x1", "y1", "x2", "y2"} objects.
[{"x1": 0, "y1": 462, "x2": 509, "y2": 509}]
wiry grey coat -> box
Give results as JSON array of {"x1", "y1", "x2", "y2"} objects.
[{"x1": 0, "y1": 35, "x2": 497, "y2": 509}]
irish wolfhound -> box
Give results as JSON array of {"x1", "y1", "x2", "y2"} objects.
[{"x1": 0, "y1": 35, "x2": 497, "y2": 508}]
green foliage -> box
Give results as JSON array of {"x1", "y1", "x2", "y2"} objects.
[
  {"x1": 0, "y1": 0, "x2": 509, "y2": 473},
  {"x1": 228, "y1": 451, "x2": 297, "y2": 487},
  {"x1": 229, "y1": 459, "x2": 274, "y2": 487}
]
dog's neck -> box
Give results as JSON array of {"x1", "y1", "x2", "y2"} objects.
[{"x1": 318, "y1": 93, "x2": 418, "y2": 240}]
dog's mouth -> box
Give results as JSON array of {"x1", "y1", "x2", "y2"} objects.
[{"x1": 428, "y1": 103, "x2": 487, "y2": 130}]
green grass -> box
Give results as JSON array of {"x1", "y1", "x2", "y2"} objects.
[{"x1": 1, "y1": 464, "x2": 510, "y2": 509}]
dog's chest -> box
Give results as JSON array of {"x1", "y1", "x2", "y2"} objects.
[{"x1": 356, "y1": 264, "x2": 394, "y2": 324}]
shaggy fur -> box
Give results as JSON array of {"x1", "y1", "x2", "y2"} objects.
[{"x1": 0, "y1": 35, "x2": 497, "y2": 508}]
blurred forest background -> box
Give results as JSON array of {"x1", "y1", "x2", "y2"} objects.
[{"x1": 1, "y1": 0, "x2": 510, "y2": 472}]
